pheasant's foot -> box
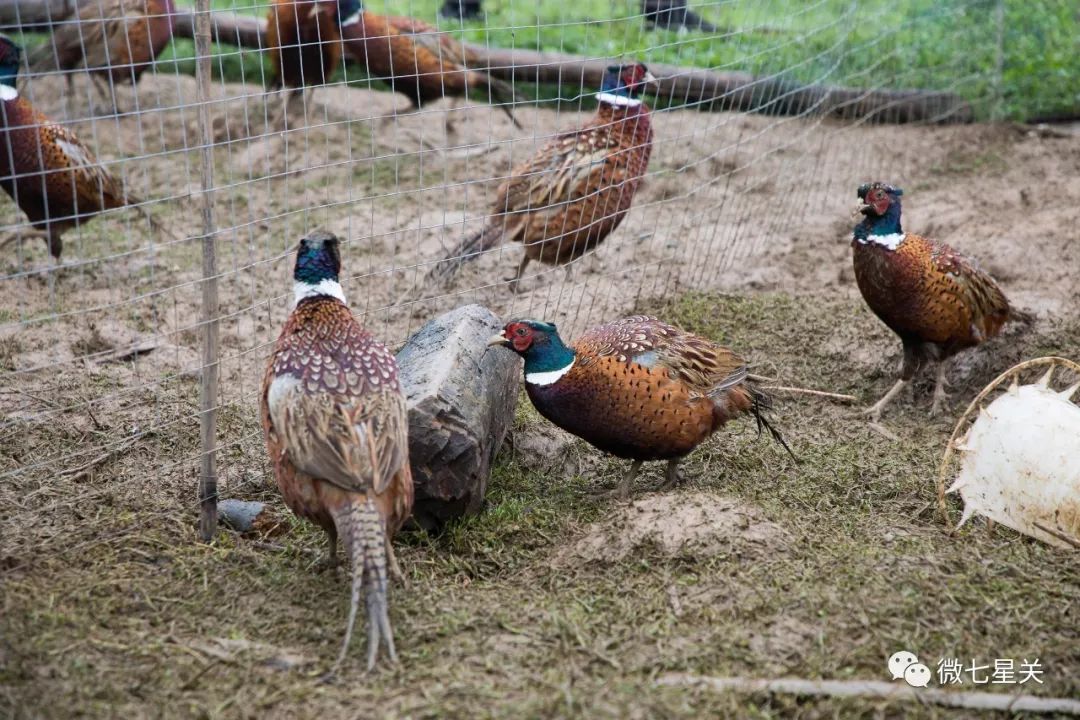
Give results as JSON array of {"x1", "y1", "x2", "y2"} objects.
[
  {"x1": 587, "y1": 460, "x2": 641, "y2": 501},
  {"x1": 929, "y1": 363, "x2": 951, "y2": 417},
  {"x1": 929, "y1": 386, "x2": 951, "y2": 417},
  {"x1": 653, "y1": 459, "x2": 687, "y2": 493},
  {"x1": 859, "y1": 378, "x2": 908, "y2": 423}
]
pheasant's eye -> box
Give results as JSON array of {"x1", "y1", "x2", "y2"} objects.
[{"x1": 516, "y1": 327, "x2": 527, "y2": 336}]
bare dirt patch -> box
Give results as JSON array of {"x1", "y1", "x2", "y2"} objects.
[{"x1": 560, "y1": 491, "x2": 789, "y2": 564}]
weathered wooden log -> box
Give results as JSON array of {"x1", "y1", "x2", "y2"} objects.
[
  {"x1": 0, "y1": 0, "x2": 72, "y2": 30},
  {"x1": 170, "y1": 7, "x2": 265, "y2": 50},
  {"x1": 396, "y1": 304, "x2": 519, "y2": 532}
]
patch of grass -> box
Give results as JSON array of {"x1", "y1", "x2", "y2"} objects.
[{"x1": 3, "y1": 289, "x2": 1078, "y2": 717}]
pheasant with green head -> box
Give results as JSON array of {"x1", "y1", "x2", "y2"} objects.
[
  {"x1": 261, "y1": 230, "x2": 414, "y2": 672},
  {"x1": 489, "y1": 316, "x2": 792, "y2": 498},
  {"x1": 0, "y1": 34, "x2": 162, "y2": 263},
  {"x1": 851, "y1": 182, "x2": 1031, "y2": 420},
  {"x1": 430, "y1": 63, "x2": 658, "y2": 291}
]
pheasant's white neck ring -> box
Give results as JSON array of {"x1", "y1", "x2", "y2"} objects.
[
  {"x1": 596, "y1": 92, "x2": 642, "y2": 108},
  {"x1": 340, "y1": 10, "x2": 360, "y2": 26},
  {"x1": 293, "y1": 278, "x2": 347, "y2": 307},
  {"x1": 856, "y1": 232, "x2": 906, "y2": 251},
  {"x1": 0, "y1": 84, "x2": 18, "y2": 101},
  {"x1": 525, "y1": 359, "x2": 575, "y2": 386}
]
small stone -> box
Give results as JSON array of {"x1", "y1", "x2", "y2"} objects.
[{"x1": 219, "y1": 499, "x2": 269, "y2": 534}]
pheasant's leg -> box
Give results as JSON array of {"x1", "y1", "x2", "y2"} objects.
[
  {"x1": 444, "y1": 96, "x2": 460, "y2": 136},
  {"x1": 929, "y1": 361, "x2": 951, "y2": 417},
  {"x1": 863, "y1": 344, "x2": 920, "y2": 422},
  {"x1": 862, "y1": 379, "x2": 908, "y2": 423},
  {"x1": 654, "y1": 458, "x2": 687, "y2": 492},
  {"x1": 90, "y1": 74, "x2": 116, "y2": 115},
  {"x1": 317, "y1": 524, "x2": 339, "y2": 571},
  {"x1": 385, "y1": 535, "x2": 407, "y2": 587},
  {"x1": 563, "y1": 264, "x2": 573, "y2": 283},
  {"x1": 616, "y1": 460, "x2": 642, "y2": 500},
  {"x1": 65, "y1": 75, "x2": 75, "y2": 117},
  {"x1": 507, "y1": 255, "x2": 531, "y2": 293}
]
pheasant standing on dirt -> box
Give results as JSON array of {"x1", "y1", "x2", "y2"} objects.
[
  {"x1": 851, "y1": 182, "x2": 1031, "y2": 421},
  {"x1": 341, "y1": 9, "x2": 523, "y2": 130},
  {"x1": 26, "y1": 0, "x2": 176, "y2": 112},
  {"x1": 0, "y1": 35, "x2": 163, "y2": 263},
  {"x1": 267, "y1": 0, "x2": 361, "y2": 117},
  {"x1": 261, "y1": 231, "x2": 413, "y2": 671},
  {"x1": 488, "y1": 316, "x2": 792, "y2": 498},
  {"x1": 428, "y1": 63, "x2": 658, "y2": 290}
]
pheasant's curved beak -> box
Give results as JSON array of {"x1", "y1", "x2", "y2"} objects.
[
  {"x1": 487, "y1": 334, "x2": 511, "y2": 348},
  {"x1": 643, "y1": 71, "x2": 660, "y2": 92}
]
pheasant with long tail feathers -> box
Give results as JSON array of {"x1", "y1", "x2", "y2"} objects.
[
  {"x1": 342, "y1": 8, "x2": 523, "y2": 130},
  {"x1": 261, "y1": 231, "x2": 413, "y2": 671},
  {"x1": 26, "y1": 0, "x2": 175, "y2": 111},
  {"x1": 428, "y1": 63, "x2": 657, "y2": 290},
  {"x1": 489, "y1": 316, "x2": 792, "y2": 498}
]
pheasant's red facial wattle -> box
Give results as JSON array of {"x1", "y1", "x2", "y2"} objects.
[{"x1": 507, "y1": 322, "x2": 535, "y2": 353}]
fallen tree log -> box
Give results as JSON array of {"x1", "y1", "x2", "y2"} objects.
[
  {"x1": 0, "y1": 0, "x2": 72, "y2": 29},
  {"x1": 2, "y1": 3, "x2": 973, "y2": 123}
]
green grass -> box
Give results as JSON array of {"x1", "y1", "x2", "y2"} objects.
[
  {"x1": 14, "y1": 0, "x2": 1079, "y2": 120},
  {"x1": 3, "y1": 289, "x2": 1078, "y2": 717}
]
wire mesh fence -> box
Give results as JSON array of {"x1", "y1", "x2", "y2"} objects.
[{"x1": 0, "y1": 0, "x2": 1029, "y2": 540}]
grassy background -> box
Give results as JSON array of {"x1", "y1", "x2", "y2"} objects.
[{"x1": 13, "y1": 0, "x2": 1080, "y2": 120}]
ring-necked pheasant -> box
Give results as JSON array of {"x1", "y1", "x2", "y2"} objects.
[
  {"x1": 26, "y1": 0, "x2": 175, "y2": 113},
  {"x1": 428, "y1": 63, "x2": 657, "y2": 290},
  {"x1": 261, "y1": 230, "x2": 413, "y2": 671},
  {"x1": 1, "y1": 35, "x2": 163, "y2": 263},
  {"x1": 488, "y1": 316, "x2": 792, "y2": 498},
  {"x1": 267, "y1": 0, "x2": 361, "y2": 118},
  {"x1": 341, "y1": 9, "x2": 522, "y2": 130},
  {"x1": 851, "y1": 182, "x2": 1032, "y2": 421}
]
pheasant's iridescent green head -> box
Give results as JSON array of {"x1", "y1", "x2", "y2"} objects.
[
  {"x1": 488, "y1": 319, "x2": 576, "y2": 378},
  {"x1": 338, "y1": 0, "x2": 361, "y2": 27},
  {"x1": 599, "y1": 63, "x2": 658, "y2": 101},
  {"x1": 854, "y1": 182, "x2": 904, "y2": 242},
  {"x1": 293, "y1": 230, "x2": 347, "y2": 305},
  {"x1": 0, "y1": 35, "x2": 22, "y2": 88},
  {"x1": 858, "y1": 182, "x2": 903, "y2": 217}
]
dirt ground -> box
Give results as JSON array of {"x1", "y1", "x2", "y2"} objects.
[{"x1": 1, "y1": 73, "x2": 1078, "y2": 718}]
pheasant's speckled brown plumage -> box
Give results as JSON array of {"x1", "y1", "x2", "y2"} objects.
[
  {"x1": 530, "y1": 316, "x2": 757, "y2": 461},
  {"x1": 261, "y1": 296, "x2": 413, "y2": 546},
  {"x1": 28, "y1": 0, "x2": 175, "y2": 88},
  {"x1": 853, "y1": 233, "x2": 1013, "y2": 374},
  {"x1": 267, "y1": 0, "x2": 343, "y2": 91},
  {"x1": 342, "y1": 12, "x2": 520, "y2": 124},
  {"x1": 431, "y1": 89, "x2": 653, "y2": 283},
  {"x1": 261, "y1": 283, "x2": 413, "y2": 669},
  {"x1": 1, "y1": 91, "x2": 141, "y2": 258}
]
